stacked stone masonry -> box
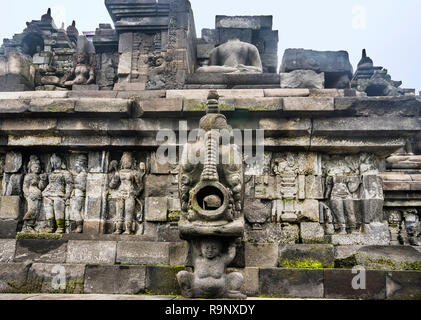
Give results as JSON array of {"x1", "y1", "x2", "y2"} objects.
[{"x1": 0, "y1": 0, "x2": 420, "y2": 300}]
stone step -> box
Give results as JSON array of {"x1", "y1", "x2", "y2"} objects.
[
  {"x1": 1, "y1": 239, "x2": 420, "y2": 271},
  {"x1": 0, "y1": 262, "x2": 419, "y2": 299}
]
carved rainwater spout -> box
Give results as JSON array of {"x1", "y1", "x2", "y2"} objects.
[{"x1": 177, "y1": 90, "x2": 246, "y2": 299}]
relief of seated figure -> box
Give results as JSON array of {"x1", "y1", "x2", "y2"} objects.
[
  {"x1": 64, "y1": 52, "x2": 95, "y2": 87},
  {"x1": 177, "y1": 239, "x2": 246, "y2": 299},
  {"x1": 196, "y1": 39, "x2": 263, "y2": 74}
]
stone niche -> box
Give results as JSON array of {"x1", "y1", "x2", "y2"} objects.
[
  {"x1": 197, "y1": 16, "x2": 279, "y2": 73},
  {"x1": 106, "y1": 0, "x2": 197, "y2": 90}
]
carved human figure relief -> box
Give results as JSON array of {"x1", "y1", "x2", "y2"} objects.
[
  {"x1": 64, "y1": 52, "x2": 95, "y2": 86},
  {"x1": 42, "y1": 154, "x2": 74, "y2": 234},
  {"x1": 108, "y1": 152, "x2": 145, "y2": 235},
  {"x1": 177, "y1": 91, "x2": 246, "y2": 300},
  {"x1": 324, "y1": 155, "x2": 361, "y2": 235},
  {"x1": 69, "y1": 154, "x2": 88, "y2": 233},
  {"x1": 177, "y1": 239, "x2": 246, "y2": 299},
  {"x1": 22, "y1": 155, "x2": 48, "y2": 233}
]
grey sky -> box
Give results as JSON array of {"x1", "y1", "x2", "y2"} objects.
[{"x1": 1, "y1": 0, "x2": 420, "y2": 90}]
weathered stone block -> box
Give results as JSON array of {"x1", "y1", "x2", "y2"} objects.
[
  {"x1": 263, "y1": 89, "x2": 310, "y2": 98},
  {"x1": 244, "y1": 198, "x2": 272, "y2": 225},
  {"x1": 216, "y1": 16, "x2": 262, "y2": 29},
  {"x1": 140, "y1": 98, "x2": 183, "y2": 114},
  {"x1": 305, "y1": 176, "x2": 324, "y2": 199},
  {"x1": 169, "y1": 242, "x2": 189, "y2": 267},
  {"x1": 298, "y1": 199, "x2": 320, "y2": 222},
  {"x1": 14, "y1": 240, "x2": 67, "y2": 264},
  {"x1": 0, "y1": 263, "x2": 31, "y2": 293},
  {"x1": 29, "y1": 99, "x2": 75, "y2": 113},
  {"x1": 228, "y1": 267, "x2": 259, "y2": 297},
  {"x1": 0, "y1": 196, "x2": 22, "y2": 220},
  {"x1": 0, "y1": 99, "x2": 29, "y2": 113},
  {"x1": 84, "y1": 265, "x2": 146, "y2": 294},
  {"x1": 66, "y1": 241, "x2": 116, "y2": 264},
  {"x1": 281, "y1": 49, "x2": 353, "y2": 76},
  {"x1": 145, "y1": 266, "x2": 184, "y2": 296},
  {"x1": 386, "y1": 271, "x2": 421, "y2": 300},
  {"x1": 331, "y1": 223, "x2": 390, "y2": 246},
  {"x1": 334, "y1": 245, "x2": 421, "y2": 270},
  {"x1": 219, "y1": 28, "x2": 252, "y2": 44},
  {"x1": 0, "y1": 239, "x2": 16, "y2": 262},
  {"x1": 28, "y1": 263, "x2": 85, "y2": 294},
  {"x1": 278, "y1": 244, "x2": 335, "y2": 268},
  {"x1": 283, "y1": 97, "x2": 334, "y2": 111},
  {"x1": 116, "y1": 241, "x2": 170, "y2": 265},
  {"x1": 281, "y1": 70, "x2": 325, "y2": 89},
  {"x1": 300, "y1": 222, "x2": 326, "y2": 244},
  {"x1": 145, "y1": 197, "x2": 168, "y2": 222},
  {"x1": 0, "y1": 220, "x2": 18, "y2": 239},
  {"x1": 245, "y1": 243, "x2": 278, "y2": 267},
  {"x1": 259, "y1": 268, "x2": 324, "y2": 298},
  {"x1": 150, "y1": 152, "x2": 178, "y2": 175},
  {"x1": 74, "y1": 98, "x2": 132, "y2": 116},
  {"x1": 145, "y1": 175, "x2": 179, "y2": 198},
  {"x1": 324, "y1": 269, "x2": 386, "y2": 299}
]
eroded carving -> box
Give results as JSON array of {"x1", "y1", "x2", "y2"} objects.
[
  {"x1": 2, "y1": 152, "x2": 24, "y2": 196},
  {"x1": 69, "y1": 154, "x2": 88, "y2": 233},
  {"x1": 178, "y1": 90, "x2": 246, "y2": 299},
  {"x1": 108, "y1": 152, "x2": 145, "y2": 235},
  {"x1": 177, "y1": 239, "x2": 246, "y2": 299},
  {"x1": 196, "y1": 39, "x2": 263, "y2": 74},
  {"x1": 42, "y1": 154, "x2": 73, "y2": 234},
  {"x1": 64, "y1": 52, "x2": 95, "y2": 87}
]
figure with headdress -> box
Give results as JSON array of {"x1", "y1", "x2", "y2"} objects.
[
  {"x1": 42, "y1": 154, "x2": 73, "y2": 234},
  {"x1": 69, "y1": 154, "x2": 88, "y2": 233},
  {"x1": 109, "y1": 153, "x2": 145, "y2": 235},
  {"x1": 22, "y1": 156, "x2": 48, "y2": 233}
]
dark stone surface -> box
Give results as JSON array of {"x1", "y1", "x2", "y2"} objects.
[
  {"x1": 14, "y1": 240, "x2": 68, "y2": 264},
  {"x1": 186, "y1": 73, "x2": 280, "y2": 85},
  {"x1": 324, "y1": 269, "x2": 386, "y2": 299},
  {"x1": 280, "y1": 49, "x2": 353, "y2": 77},
  {"x1": 0, "y1": 220, "x2": 19, "y2": 239},
  {"x1": 259, "y1": 268, "x2": 324, "y2": 298},
  {"x1": 28, "y1": 263, "x2": 85, "y2": 294},
  {"x1": 145, "y1": 265, "x2": 185, "y2": 296},
  {"x1": 386, "y1": 271, "x2": 421, "y2": 300},
  {"x1": 84, "y1": 265, "x2": 146, "y2": 294},
  {"x1": 278, "y1": 244, "x2": 335, "y2": 268},
  {"x1": 0, "y1": 263, "x2": 31, "y2": 293}
]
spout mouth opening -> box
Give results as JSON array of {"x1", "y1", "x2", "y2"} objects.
[
  {"x1": 192, "y1": 181, "x2": 230, "y2": 221},
  {"x1": 197, "y1": 186, "x2": 224, "y2": 211}
]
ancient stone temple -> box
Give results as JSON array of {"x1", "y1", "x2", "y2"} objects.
[{"x1": 0, "y1": 0, "x2": 420, "y2": 300}]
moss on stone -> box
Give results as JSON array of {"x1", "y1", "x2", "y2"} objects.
[
  {"x1": 17, "y1": 232, "x2": 63, "y2": 240},
  {"x1": 278, "y1": 258, "x2": 329, "y2": 269},
  {"x1": 183, "y1": 100, "x2": 206, "y2": 112},
  {"x1": 168, "y1": 210, "x2": 181, "y2": 222}
]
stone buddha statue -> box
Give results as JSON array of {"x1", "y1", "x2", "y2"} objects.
[{"x1": 196, "y1": 39, "x2": 263, "y2": 74}]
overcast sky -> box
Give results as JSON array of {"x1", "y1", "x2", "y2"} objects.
[{"x1": 1, "y1": 0, "x2": 420, "y2": 90}]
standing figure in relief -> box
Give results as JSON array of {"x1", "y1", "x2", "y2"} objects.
[
  {"x1": 109, "y1": 153, "x2": 144, "y2": 235},
  {"x1": 70, "y1": 154, "x2": 88, "y2": 233},
  {"x1": 42, "y1": 154, "x2": 74, "y2": 234},
  {"x1": 359, "y1": 153, "x2": 384, "y2": 229},
  {"x1": 324, "y1": 157, "x2": 360, "y2": 235},
  {"x1": 22, "y1": 156, "x2": 48, "y2": 233}
]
